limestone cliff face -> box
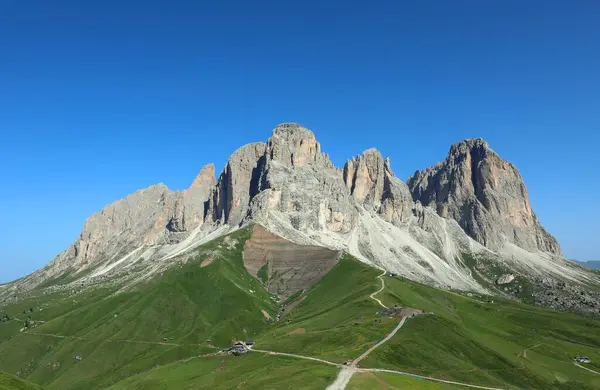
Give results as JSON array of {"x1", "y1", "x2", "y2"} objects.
[
  {"x1": 167, "y1": 164, "x2": 216, "y2": 232},
  {"x1": 248, "y1": 123, "x2": 356, "y2": 234},
  {"x1": 407, "y1": 139, "x2": 561, "y2": 255},
  {"x1": 206, "y1": 143, "x2": 265, "y2": 225},
  {"x1": 343, "y1": 149, "x2": 413, "y2": 225},
  {"x1": 22, "y1": 165, "x2": 216, "y2": 288}
]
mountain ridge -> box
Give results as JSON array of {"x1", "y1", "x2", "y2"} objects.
[{"x1": 3, "y1": 123, "x2": 598, "y2": 316}]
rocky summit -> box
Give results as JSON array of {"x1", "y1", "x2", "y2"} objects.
[
  {"x1": 407, "y1": 138, "x2": 561, "y2": 255},
  {"x1": 5, "y1": 123, "x2": 599, "y2": 315}
]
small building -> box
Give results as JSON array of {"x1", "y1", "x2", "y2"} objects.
[
  {"x1": 246, "y1": 340, "x2": 255, "y2": 347},
  {"x1": 574, "y1": 356, "x2": 591, "y2": 363},
  {"x1": 229, "y1": 342, "x2": 248, "y2": 355}
]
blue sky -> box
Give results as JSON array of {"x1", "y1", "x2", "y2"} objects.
[{"x1": 1, "y1": 1, "x2": 599, "y2": 282}]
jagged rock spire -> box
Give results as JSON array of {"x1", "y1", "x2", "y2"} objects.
[{"x1": 343, "y1": 148, "x2": 413, "y2": 225}]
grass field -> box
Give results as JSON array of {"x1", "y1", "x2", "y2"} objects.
[
  {"x1": 0, "y1": 372, "x2": 41, "y2": 390},
  {"x1": 360, "y1": 276, "x2": 600, "y2": 389},
  {"x1": 2, "y1": 228, "x2": 600, "y2": 389},
  {"x1": 255, "y1": 254, "x2": 399, "y2": 362},
  {"x1": 0, "y1": 227, "x2": 278, "y2": 389},
  {"x1": 348, "y1": 371, "x2": 459, "y2": 389},
  {"x1": 107, "y1": 353, "x2": 337, "y2": 389}
]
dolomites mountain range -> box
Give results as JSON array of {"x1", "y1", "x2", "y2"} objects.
[{"x1": 5, "y1": 123, "x2": 598, "y2": 307}]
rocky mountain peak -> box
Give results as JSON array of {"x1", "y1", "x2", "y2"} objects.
[
  {"x1": 271, "y1": 122, "x2": 314, "y2": 138},
  {"x1": 449, "y1": 137, "x2": 489, "y2": 153},
  {"x1": 408, "y1": 138, "x2": 561, "y2": 255},
  {"x1": 188, "y1": 163, "x2": 215, "y2": 190},
  {"x1": 207, "y1": 142, "x2": 266, "y2": 226},
  {"x1": 266, "y1": 123, "x2": 329, "y2": 168},
  {"x1": 343, "y1": 148, "x2": 386, "y2": 202},
  {"x1": 342, "y1": 149, "x2": 412, "y2": 225}
]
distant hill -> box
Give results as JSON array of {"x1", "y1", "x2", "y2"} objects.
[{"x1": 576, "y1": 261, "x2": 600, "y2": 270}]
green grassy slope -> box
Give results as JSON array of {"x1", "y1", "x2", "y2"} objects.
[
  {"x1": 361, "y1": 276, "x2": 600, "y2": 389},
  {"x1": 3, "y1": 229, "x2": 600, "y2": 390},
  {"x1": 255, "y1": 255, "x2": 399, "y2": 362},
  {"x1": 107, "y1": 353, "x2": 336, "y2": 390},
  {"x1": 0, "y1": 372, "x2": 41, "y2": 390},
  {"x1": 348, "y1": 371, "x2": 459, "y2": 389},
  {"x1": 0, "y1": 228, "x2": 277, "y2": 389}
]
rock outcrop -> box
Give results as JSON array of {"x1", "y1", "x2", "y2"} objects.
[
  {"x1": 343, "y1": 149, "x2": 413, "y2": 225},
  {"x1": 207, "y1": 143, "x2": 265, "y2": 226},
  {"x1": 247, "y1": 123, "x2": 357, "y2": 234},
  {"x1": 167, "y1": 164, "x2": 216, "y2": 233},
  {"x1": 407, "y1": 138, "x2": 561, "y2": 255},
  {"x1": 496, "y1": 274, "x2": 515, "y2": 285},
  {"x1": 20, "y1": 165, "x2": 217, "y2": 289}
]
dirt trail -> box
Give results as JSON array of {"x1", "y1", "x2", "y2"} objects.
[
  {"x1": 354, "y1": 317, "x2": 406, "y2": 365},
  {"x1": 326, "y1": 271, "x2": 402, "y2": 390},
  {"x1": 363, "y1": 368, "x2": 505, "y2": 390},
  {"x1": 326, "y1": 318, "x2": 407, "y2": 390},
  {"x1": 250, "y1": 349, "x2": 339, "y2": 367},
  {"x1": 575, "y1": 363, "x2": 600, "y2": 375},
  {"x1": 519, "y1": 343, "x2": 542, "y2": 360},
  {"x1": 369, "y1": 270, "x2": 388, "y2": 309}
]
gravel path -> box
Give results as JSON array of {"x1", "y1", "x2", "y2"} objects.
[
  {"x1": 250, "y1": 349, "x2": 340, "y2": 367},
  {"x1": 326, "y1": 270, "x2": 401, "y2": 390}
]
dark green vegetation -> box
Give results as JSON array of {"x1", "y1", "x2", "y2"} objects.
[
  {"x1": 2, "y1": 227, "x2": 600, "y2": 389},
  {"x1": 107, "y1": 353, "x2": 336, "y2": 389},
  {"x1": 257, "y1": 263, "x2": 269, "y2": 285},
  {"x1": 0, "y1": 372, "x2": 41, "y2": 390},
  {"x1": 362, "y1": 276, "x2": 600, "y2": 389}
]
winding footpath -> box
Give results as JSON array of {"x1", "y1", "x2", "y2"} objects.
[
  {"x1": 326, "y1": 269, "x2": 402, "y2": 390},
  {"x1": 369, "y1": 270, "x2": 388, "y2": 309},
  {"x1": 250, "y1": 349, "x2": 340, "y2": 367},
  {"x1": 575, "y1": 363, "x2": 600, "y2": 375},
  {"x1": 363, "y1": 368, "x2": 504, "y2": 390}
]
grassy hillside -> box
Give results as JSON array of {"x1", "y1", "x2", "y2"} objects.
[
  {"x1": 348, "y1": 372, "x2": 459, "y2": 389},
  {"x1": 361, "y1": 276, "x2": 600, "y2": 389},
  {"x1": 0, "y1": 372, "x2": 41, "y2": 390},
  {"x1": 0, "y1": 227, "x2": 277, "y2": 389},
  {"x1": 107, "y1": 353, "x2": 336, "y2": 389},
  {"x1": 2, "y1": 228, "x2": 600, "y2": 389},
  {"x1": 255, "y1": 254, "x2": 398, "y2": 361}
]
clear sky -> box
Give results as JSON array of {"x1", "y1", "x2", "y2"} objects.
[{"x1": 1, "y1": 1, "x2": 599, "y2": 283}]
